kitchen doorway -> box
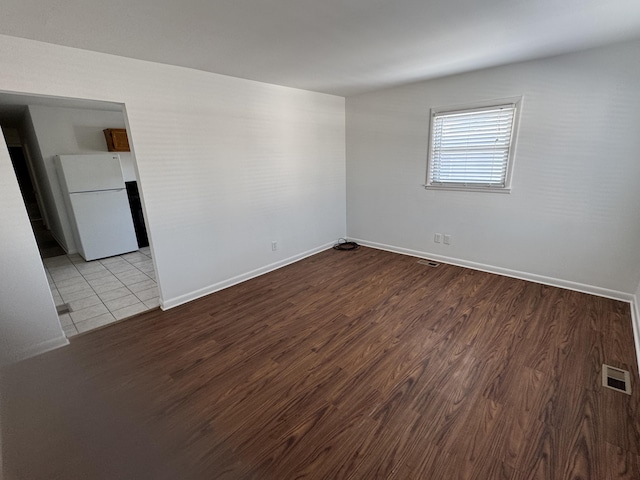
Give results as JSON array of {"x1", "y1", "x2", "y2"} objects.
[{"x1": 1, "y1": 92, "x2": 160, "y2": 338}]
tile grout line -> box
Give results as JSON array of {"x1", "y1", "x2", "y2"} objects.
[{"x1": 44, "y1": 249, "x2": 158, "y2": 337}]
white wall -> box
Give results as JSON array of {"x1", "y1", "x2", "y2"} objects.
[
  {"x1": 346, "y1": 40, "x2": 640, "y2": 296},
  {"x1": 0, "y1": 136, "x2": 67, "y2": 366},
  {"x1": 28, "y1": 105, "x2": 137, "y2": 180},
  {"x1": 632, "y1": 276, "x2": 640, "y2": 376},
  {"x1": 635, "y1": 279, "x2": 640, "y2": 318},
  {"x1": 0, "y1": 34, "x2": 345, "y2": 362},
  {"x1": 27, "y1": 104, "x2": 137, "y2": 253}
]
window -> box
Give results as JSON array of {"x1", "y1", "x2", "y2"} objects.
[{"x1": 426, "y1": 98, "x2": 521, "y2": 192}]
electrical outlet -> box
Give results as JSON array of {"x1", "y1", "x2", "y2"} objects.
[
  {"x1": 434, "y1": 233, "x2": 442, "y2": 243},
  {"x1": 443, "y1": 234, "x2": 451, "y2": 245},
  {"x1": 272, "y1": 241, "x2": 278, "y2": 251}
]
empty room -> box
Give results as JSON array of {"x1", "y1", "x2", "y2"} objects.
[{"x1": 1, "y1": 1, "x2": 640, "y2": 479}]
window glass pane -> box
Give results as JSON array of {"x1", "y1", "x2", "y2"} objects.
[{"x1": 428, "y1": 104, "x2": 516, "y2": 188}]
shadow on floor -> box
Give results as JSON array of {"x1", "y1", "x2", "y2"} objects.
[{"x1": 31, "y1": 220, "x2": 66, "y2": 259}]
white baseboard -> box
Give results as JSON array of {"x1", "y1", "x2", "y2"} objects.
[
  {"x1": 49, "y1": 229, "x2": 74, "y2": 255},
  {"x1": 9, "y1": 335, "x2": 69, "y2": 365},
  {"x1": 351, "y1": 237, "x2": 640, "y2": 377},
  {"x1": 162, "y1": 242, "x2": 335, "y2": 310},
  {"x1": 631, "y1": 295, "x2": 640, "y2": 377},
  {"x1": 159, "y1": 235, "x2": 640, "y2": 379},
  {"x1": 350, "y1": 238, "x2": 634, "y2": 302}
]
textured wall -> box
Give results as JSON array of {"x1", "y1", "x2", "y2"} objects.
[
  {"x1": 0, "y1": 138, "x2": 66, "y2": 366},
  {"x1": 0, "y1": 34, "x2": 345, "y2": 361},
  {"x1": 346, "y1": 40, "x2": 640, "y2": 295}
]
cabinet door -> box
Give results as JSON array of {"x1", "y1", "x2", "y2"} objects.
[{"x1": 103, "y1": 128, "x2": 130, "y2": 152}]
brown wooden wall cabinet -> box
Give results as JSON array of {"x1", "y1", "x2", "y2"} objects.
[{"x1": 103, "y1": 128, "x2": 130, "y2": 152}]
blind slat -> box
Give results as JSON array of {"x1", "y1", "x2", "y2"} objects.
[{"x1": 428, "y1": 104, "x2": 516, "y2": 187}]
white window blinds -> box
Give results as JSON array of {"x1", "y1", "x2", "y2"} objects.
[{"x1": 427, "y1": 104, "x2": 517, "y2": 189}]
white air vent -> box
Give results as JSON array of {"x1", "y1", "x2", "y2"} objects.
[
  {"x1": 602, "y1": 364, "x2": 631, "y2": 395},
  {"x1": 418, "y1": 259, "x2": 440, "y2": 267}
]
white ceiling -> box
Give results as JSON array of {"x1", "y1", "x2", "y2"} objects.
[{"x1": 2, "y1": 0, "x2": 640, "y2": 96}]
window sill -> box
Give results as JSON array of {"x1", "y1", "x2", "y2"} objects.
[{"x1": 423, "y1": 184, "x2": 512, "y2": 194}]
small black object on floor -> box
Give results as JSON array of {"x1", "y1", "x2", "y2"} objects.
[{"x1": 333, "y1": 238, "x2": 360, "y2": 251}]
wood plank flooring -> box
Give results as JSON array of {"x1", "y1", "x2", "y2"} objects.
[{"x1": 2, "y1": 247, "x2": 640, "y2": 479}]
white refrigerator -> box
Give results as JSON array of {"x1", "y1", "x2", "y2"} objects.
[{"x1": 55, "y1": 154, "x2": 139, "y2": 261}]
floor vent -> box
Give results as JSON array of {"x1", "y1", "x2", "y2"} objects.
[
  {"x1": 56, "y1": 303, "x2": 71, "y2": 315},
  {"x1": 418, "y1": 259, "x2": 440, "y2": 268},
  {"x1": 602, "y1": 364, "x2": 631, "y2": 395}
]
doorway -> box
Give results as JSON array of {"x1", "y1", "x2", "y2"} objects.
[
  {"x1": 7, "y1": 145, "x2": 66, "y2": 258},
  {"x1": 0, "y1": 93, "x2": 160, "y2": 338}
]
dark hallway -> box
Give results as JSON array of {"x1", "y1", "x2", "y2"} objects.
[{"x1": 7, "y1": 145, "x2": 65, "y2": 258}]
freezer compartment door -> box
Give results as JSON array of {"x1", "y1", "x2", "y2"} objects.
[
  {"x1": 69, "y1": 189, "x2": 139, "y2": 261},
  {"x1": 58, "y1": 154, "x2": 125, "y2": 193}
]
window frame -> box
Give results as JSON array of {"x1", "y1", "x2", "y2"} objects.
[{"x1": 425, "y1": 97, "x2": 522, "y2": 193}]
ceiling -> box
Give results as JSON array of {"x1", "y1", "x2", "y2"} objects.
[{"x1": 1, "y1": 0, "x2": 640, "y2": 96}]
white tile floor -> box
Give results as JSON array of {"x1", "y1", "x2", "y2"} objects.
[{"x1": 44, "y1": 247, "x2": 159, "y2": 338}]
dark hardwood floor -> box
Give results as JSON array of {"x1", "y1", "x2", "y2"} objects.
[{"x1": 2, "y1": 247, "x2": 639, "y2": 479}]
